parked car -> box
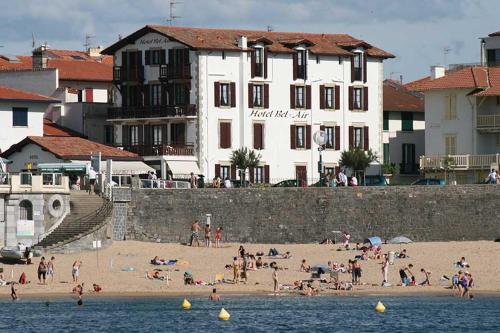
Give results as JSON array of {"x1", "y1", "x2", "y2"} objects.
[
  {"x1": 272, "y1": 179, "x2": 299, "y2": 187},
  {"x1": 364, "y1": 175, "x2": 388, "y2": 186},
  {"x1": 227, "y1": 179, "x2": 252, "y2": 188},
  {"x1": 411, "y1": 178, "x2": 445, "y2": 185}
]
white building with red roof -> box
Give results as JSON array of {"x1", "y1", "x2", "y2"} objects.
[
  {"x1": 406, "y1": 30, "x2": 500, "y2": 183},
  {"x1": 102, "y1": 25, "x2": 394, "y2": 183},
  {"x1": 0, "y1": 46, "x2": 113, "y2": 144}
]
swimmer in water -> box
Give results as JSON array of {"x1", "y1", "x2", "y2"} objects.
[{"x1": 209, "y1": 288, "x2": 220, "y2": 301}]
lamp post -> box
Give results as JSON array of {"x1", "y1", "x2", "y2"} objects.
[{"x1": 313, "y1": 130, "x2": 326, "y2": 186}]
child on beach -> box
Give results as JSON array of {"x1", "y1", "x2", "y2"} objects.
[
  {"x1": 214, "y1": 227, "x2": 222, "y2": 248},
  {"x1": 47, "y1": 257, "x2": 55, "y2": 283},
  {"x1": 72, "y1": 260, "x2": 82, "y2": 282},
  {"x1": 419, "y1": 268, "x2": 431, "y2": 286}
]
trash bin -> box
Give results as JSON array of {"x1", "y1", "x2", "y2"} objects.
[
  {"x1": 388, "y1": 251, "x2": 395, "y2": 265},
  {"x1": 198, "y1": 175, "x2": 205, "y2": 188}
]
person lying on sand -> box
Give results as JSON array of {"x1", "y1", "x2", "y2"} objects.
[
  {"x1": 151, "y1": 256, "x2": 167, "y2": 265},
  {"x1": 93, "y1": 283, "x2": 102, "y2": 292},
  {"x1": 147, "y1": 271, "x2": 165, "y2": 280},
  {"x1": 456, "y1": 257, "x2": 470, "y2": 268}
]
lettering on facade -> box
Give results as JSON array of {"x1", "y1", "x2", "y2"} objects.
[
  {"x1": 138, "y1": 37, "x2": 169, "y2": 46},
  {"x1": 249, "y1": 110, "x2": 309, "y2": 119}
]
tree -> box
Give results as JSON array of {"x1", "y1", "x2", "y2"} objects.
[
  {"x1": 230, "y1": 147, "x2": 261, "y2": 186},
  {"x1": 339, "y1": 148, "x2": 378, "y2": 183}
]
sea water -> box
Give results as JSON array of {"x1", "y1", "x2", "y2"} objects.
[{"x1": 0, "y1": 295, "x2": 499, "y2": 332}]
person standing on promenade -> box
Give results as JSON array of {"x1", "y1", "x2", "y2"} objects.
[
  {"x1": 204, "y1": 223, "x2": 211, "y2": 247},
  {"x1": 214, "y1": 227, "x2": 222, "y2": 248},
  {"x1": 273, "y1": 267, "x2": 279, "y2": 294},
  {"x1": 224, "y1": 177, "x2": 232, "y2": 188},
  {"x1": 487, "y1": 169, "x2": 497, "y2": 184},
  {"x1": 190, "y1": 172, "x2": 198, "y2": 188},
  {"x1": 190, "y1": 221, "x2": 201, "y2": 247},
  {"x1": 87, "y1": 166, "x2": 97, "y2": 195},
  {"x1": 72, "y1": 260, "x2": 82, "y2": 283},
  {"x1": 37, "y1": 257, "x2": 47, "y2": 284},
  {"x1": 47, "y1": 256, "x2": 55, "y2": 283}
]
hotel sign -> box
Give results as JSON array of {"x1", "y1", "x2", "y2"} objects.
[
  {"x1": 138, "y1": 37, "x2": 169, "y2": 46},
  {"x1": 250, "y1": 110, "x2": 309, "y2": 119}
]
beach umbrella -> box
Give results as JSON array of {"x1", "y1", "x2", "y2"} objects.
[
  {"x1": 363, "y1": 236, "x2": 382, "y2": 247},
  {"x1": 388, "y1": 236, "x2": 412, "y2": 244},
  {"x1": 311, "y1": 264, "x2": 332, "y2": 274}
]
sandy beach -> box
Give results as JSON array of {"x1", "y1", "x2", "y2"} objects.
[{"x1": 1, "y1": 240, "x2": 499, "y2": 299}]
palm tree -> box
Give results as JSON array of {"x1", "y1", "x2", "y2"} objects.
[
  {"x1": 230, "y1": 147, "x2": 262, "y2": 187},
  {"x1": 339, "y1": 148, "x2": 378, "y2": 184}
]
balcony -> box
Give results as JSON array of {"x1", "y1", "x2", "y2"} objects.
[
  {"x1": 159, "y1": 64, "x2": 191, "y2": 80},
  {"x1": 113, "y1": 66, "x2": 145, "y2": 83},
  {"x1": 477, "y1": 114, "x2": 500, "y2": 132},
  {"x1": 123, "y1": 143, "x2": 195, "y2": 156},
  {"x1": 107, "y1": 104, "x2": 197, "y2": 120},
  {"x1": 420, "y1": 154, "x2": 500, "y2": 171}
]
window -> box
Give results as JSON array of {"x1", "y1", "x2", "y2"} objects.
[
  {"x1": 222, "y1": 51, "x2": 226, "y2": 60},
  {"x1": 170, "y1": 123, "x2": 185, "y2": 145},
  {"x1": 444, "y1": 135, "x2": 457, "y2": 155},
  {"x1": 316, "y1": 55, "x2": 320, "y2": 64},
  {"x1": 221, "y1": 166, "x2": 230, "y2": 180},
  {"x1": 296, "y1": 126, "x2": 305, "y2": 148},
  {"x1": 255, "y1": 48, "x2": 264, "y2": 77},
  {"x1": 296, "y1": 49, "x2": 307, "y2": 79},
  {"x1": 496, "y1": 134, "x2": 500, "y2": 146},
  {"x1": 12, "y1": 107, "x2": 28, "y2": 127},
  {"x1": 383, "y1": 143, "x2": 390, "y2": 164},
  {"x1": 487, "y1": 49, "x2": 500, "y2": 66},
  {"x1": 220, "y1": 83, "x2": 230, "y2": 106},
  {"x1": 152, "y1": 125, "x2": 162, "y2": 145},
  {"x1": 401, "y1": 112, "x2": 414, "y2": 131},
  {"x1": 325, "y1": 126, "x2": 335, "y2": 148},
  {"x1": 253, "y1": 85, "x2": 263, "y2": 107},
  {"x1": 172, "y1": 84, "x2": 189, "y2": 105},
  {"x1": 253, "y1": 123, "x2": 264, "y2": 149},
  {"x1": 296, "y1": 86, "x2": 305, "y2": 108},
  {"x1": 354, "y1": 127, "x2": 363, "y2": 149},
  {"x1": 353, "y1": 88, "x2": 363, "y2": 110},
  {"x1": 325, "y1": 167, "x2": 336, "y2": 176},
  {"x1": 219, "y1": 122, "x2": 231, "y2": 149},
  {"x1": 497, "y1": 96, "x2": 500, "y2": 105},
  {"x1": 105, "y1": 125, "x2": 114, "y2": 145},
  {"x1": 129, "y1": 125, "x2": 139, "y2": 146},
  {"x1": 19, "y1": 200, "x2": 33, "y2": 221},
  {"x1": 444, "y1": 94, "x2": 457, "y2": 120},
  {"x1": 254, "y1": 166, "x2": 264, "y2": 183},
  {"x1": 151, "y1": 84, "x2": 162, "y2": 106},
  {"x1": 325, "y1": 87, "x2": 334, "y2": 109},
  {"x1": 383, "y1": 111, "x2": 389, "y2": 131},
  {"x1": 402, "y1": 143, "x2": 416, "y2": 174},
  {"x1": 353, "y1": 53, "x2": 362, "y2": 81},
  {"x1": 151, "y1": 50, "x2": 162, "y2": 65}
]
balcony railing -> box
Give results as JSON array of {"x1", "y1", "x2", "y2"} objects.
[
  {"x1": 420, "y1": 154, "x2": 500, "y2": 170},
  {"x1": 108, "y1": 104, "x2": 197, "y2": 119},
  {"x1": 477, "y1": 114, "x2": 500, "y2": 130},
  {"x1": 123, "y1": 143, "x2": 195, "y2": 156},
  {"x1": 159, "y1": 64, "x2": 191, "y2": 80},
  {"x1": 113, "y1": 66, "x2": 144, "y2": 82}
]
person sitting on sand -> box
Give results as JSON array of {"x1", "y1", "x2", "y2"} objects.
[
  {"x1": 209, "y1": 288, "x2": 220, "y2": 301},
  {"x1": 151, "y1": 256, "x2": 166, "y2": 265},
  {"x1": 301, "y1": 283, "x2": 317, "y2": 296},
  {"x1": 93, "y1": 283, "x2": 102, "y2": 292},
  {"x1": 299, "y1": 259, "x2": 310, "y2": 273},
  {"x1": 72, "y1": 284, "x2": 84, "y2": 295},
  {"x1": 281, "y1": 251, "x2": 292, "y2": 259},
  {"x1": 456, "y1": 257, "x2": 470, "y2": 268},
  {"x1": 183, "y1": 271, "x2": 194, "y2": 285},
  {"x1": 419, "y1": 268, "x2": 431, "y2": 286},
  {"x1": 256, "y1": 257, "x2": 263, "y2": 269},
  {"x1": 399, "y1": 264, "x2": 414, "y2": 286},
  {"x1": 398, "y1": 249, "x2": 408, "y2": 259},
  {"x1": 147, "y1": 271, "x2": 165, "y2": 281},
  {"x1": 247, "y1": 255, "x2": 257, "y2": 271}
]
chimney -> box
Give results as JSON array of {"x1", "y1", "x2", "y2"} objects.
[
  {"x1": 480, "y1": 39, "x2": 486, "y2": 66},
  {"x1": 32, "y1": 44, "x2": 49, "y2": 69},
  {"x1": 430, "y1": 65, "x2": 445, "y2": 80},
  {"x1": 88, "y1": 46, "x2": 103, "y2": 57},
  {"x1": 238, "y1": 36, "x2": 247, "y2": 50}
]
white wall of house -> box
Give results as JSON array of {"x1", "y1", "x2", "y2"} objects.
[
  {"x1": 0, "y1": 69, "x2": 59, "y2": 98},
  {"x1": 4, "y1": 144, "x2": 62, "y2": 172},
  {"x1": 0, "y1": 101, "x2": 48, "y2": 152}
]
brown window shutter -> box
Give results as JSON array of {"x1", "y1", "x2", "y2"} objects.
[
  {"x1": 214, "y1": 82, "x2": 220, "y2": 107},
  {"x1": 249, "y1": 167, "x2": 255, "y2": 183},
  {"x1": 363, "y1": 53, "x2": 367, "y2": 83},
  {"x1": 226, "y1": 123, "x2": 232, "y2": 148},
  {"x1": 264, "y1": 48, "x2": 268, "y2": 79},
  {"x1": 248, "y1": 83, "x2": 254, "y2": 108},
  {"x1": 161, "y1": 124, "x2": 168, "y2": 144},
  {"x1": 145, "y1": 50, "x2": 151, "y2": 65},
  {"x1": 230, "y1": 82, "x2": 236, "y2": 107},
  {"x1": 292, "y1": 53, "x2": 298, "y2": 80},
  {"x1": 121, "y1": 52, "x2": 128, "y2": 67},
  {"x1": 122, "y1": 125, "x2": 129, "y2": 146},
  {"x1": 168, "y1": 49, "x2": 174, "y2": 64},
  {"x1": 290, "y1": 125, "x2": 296, "y2": 149},
  {"x1": 335, "y1": 126, "x2": 341, "y2": 150},
  {"x1": 290, "y1": 85, "x2": 295, "y2": 109},
  {"x1": 219, "y1": 123, "x2": 226, "y2": 148},
  {"x1": 136, "y1": 51, "x2": 142, "y2": 66},
  {"x1": 215, "y1": 164, "x2": 221, "y2": 178},
  {"x1": 183, "y1": 49, "x2": 190, "y2": 65},
  {"x1": 350, "y1": 55, "x2": 355, "y2": 83},
  {"x1": 264, "y1": 84, "x2": 269, "y2": 108},
  {"x1": 348, "y1": 86, "x2": 354, "y2": 110},
  {"x1": 251, "y1": 50, "x2": 256, "y2": 78},
  {"x1": 143, "y1": 85, "x2": 150, "y2": 106},
  {"x1": 306, "y1": 125, "x2": 311, "y2": 149},
  {"x1": 160, "y1": 49, "x2": 166, "y2": 64},
  {"x1": 231, "y1": 165, "x2": 236, "y2": 179},
  {"x1": 348, "y1": 126, "x2": 353, "y2": 149},
  {"x1": 363, "y1": 126, "x2": 369, "y2": 150},
  {"x1": 319, "y1": 125, "x2": 325, "y2": 149},
  {"x1": 264, "y1": 165, "x2": 270, "y2": 183},
  {"x1": 319, "y1": 85, "x2": 325, "y2": 109},
  {"x1": 363, "y1": 87, "x2": 369, "y2": 111},
  {"x1": 306, "y1": 85, "x2": 311, "y2": 109},
  {"x1": 335, "y1": 85, "x2": 340, "y2": 110},
  {"x1": 253, "y1": 123, "x2": 261, "y2": 149}
]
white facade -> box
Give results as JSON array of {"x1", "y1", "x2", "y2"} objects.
[
  {"x1": 0, "y1": 101, "x2": 47, "y2": 152},
  {"x1": 107, "y1": 29, "x2": 390, "y2": 184}
]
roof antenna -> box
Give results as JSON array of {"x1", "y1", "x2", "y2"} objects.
[
  {"x1": 32, "y1": 32, "x2": 36, "y2": 49},
  {"x1": 84, "y1": 33, "x2": 95, "y2": 52},
  {"x1": 443, "y1": 46, "x2": 451, "y2": 68},
  {"x1": 266, "y1": 25, "x2": 274, "y2": 32},
  {"x1": 166, "y1": 0, "x2": 182, "y2": 25}
]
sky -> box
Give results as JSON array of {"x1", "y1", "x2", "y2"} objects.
[{"x1": 0, "y1": 0, "x2": 498, "y2": 82}]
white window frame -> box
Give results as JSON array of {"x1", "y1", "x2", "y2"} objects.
[
  {"x1": 221, "y1": 165, "x2": 230, "y2": 180},
  {"x1": 325, "y1": 126, "x2": 335, "y2": 149},
  {"x1": 353, "y1": 88, "x2": 363, "y2": 110},
  {"x1": 296, "y1": 86, "x2": 305, "y2": 109},
  {"x1": 254, "y1": 166, "x2": 264, "y2": 183},
  {"x1": 325, "y1": 86, "x2": 334, "y2": 109},
  {"x1": 353, "y1": 127, "x2": 363, "y2": 149},
  {"x1": 151, "y1": 84, "x2": 162, "y2": 106},
  {"x1": 296, "y1": 125, "x2": 305, "y2": 148},
  {"x1": 130, "y1": 125, "x2": 139, "y2": 146},
  {"x1": 152, "y1": 125, "x2": 162, "y2": 145},
  {"x1": 444, "y1": 134, "x2": 457, "y2": 155},
  {"x1": 253, "y1": 84, "x2": 263, "y2": 107},
  {"x1": 220, "y1": 83, "x2": 230, "y2": 106}
]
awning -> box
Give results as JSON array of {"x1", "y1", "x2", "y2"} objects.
[
  {"x1": 167, "y1": 161, "x2": 200, "y2": 177},
  {"x1": 103, "y1": 161, "x2": 155, "y2": 175},
  {"x1": 0, "y1": 157, "x2": 12, "y2": 164},
  {"x1": 37, "y1": 163, "x2": 87, "y2": 173}
]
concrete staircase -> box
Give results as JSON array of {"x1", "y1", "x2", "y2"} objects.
[{"x1": 36, "y1": 191, "x2": 112, "y2": 249}]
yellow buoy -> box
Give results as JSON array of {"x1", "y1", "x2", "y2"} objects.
[
  {"x1": 218, "y1": 308, "x2": 230, "y2": 321},
  {"x1": 182, "y1": 299, "x2": 191, "y2": 310},
  {"x1": 375, "y1": 301, "x2": 386, "y2": 313}
]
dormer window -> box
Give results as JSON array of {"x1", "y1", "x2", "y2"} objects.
[
  {"x1": 255, "y1": 47, "x2": 264, "y2": 77},
  {"x1": 295, "y1": 49, "x2": 307, "y2": 80},
  {"x1": 353, "y1": 53, "x2": 362, "y2": 81}
]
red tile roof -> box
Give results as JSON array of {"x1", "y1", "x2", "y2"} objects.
[
  {"x1": 404, "y1": 67, "x2": 489, "y2": 91},
  {"x1": 488, "y1": 30, "x2": 500, "y2": 37},
  {"x1": 473, "y1": 67, "x2": 500, "y2": 96},
  {"x1": 0, "y1": 49, "x2": 112, "y2": 82},
  {"x1": 383, "y1": 80, "x2": 424, "y2": 112},
  {"x1": 0, "y1": 85, "x2": 58, "y2": 102},
  {"x1": 43, "y1": 119, "x2": 82, "y2": 137},
  {"x1": 1, "y1": 136, "x2": 140, "y2": 161},
  {"x1": 102, "y1": 25, "x2": 394, "y2": 58}
]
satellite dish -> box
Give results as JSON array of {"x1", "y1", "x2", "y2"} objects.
[{"x1": 313, "y1": 130, "x2": 326, "y2": 145}]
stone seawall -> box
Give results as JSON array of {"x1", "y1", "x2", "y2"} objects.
[{"x1": 112, "y1": 186, "x2": 500, "y2": 243}]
